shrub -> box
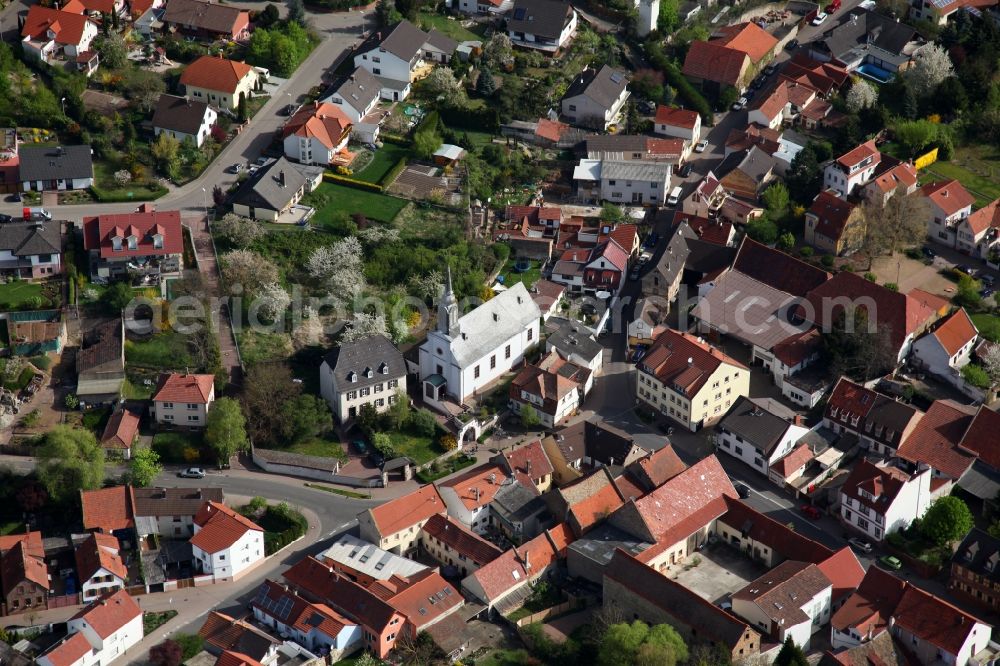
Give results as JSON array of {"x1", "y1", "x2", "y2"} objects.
[{"x1": 820, "y1": 254, "x2": 835, "y2": 267}]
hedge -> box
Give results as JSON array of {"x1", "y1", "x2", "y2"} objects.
[
  {"x1": 322, "y1": 172, "x2": 385, "y2": 193},
  {"x1": 644, "y1": 42, "x2": 714, "y2": 124},
  {"x1": 264, "y1": 528, "x2": 302, "y2": 555},
  {"x1": 381, "y1": 157, "x2": 408, "y2": 187},
  {"x1": 439, "y1": 104, "x2": 500, "y2": 132}
]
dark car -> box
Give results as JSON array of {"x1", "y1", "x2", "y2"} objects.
[
  {"x1": 629, "y1": 267, "x2": 642, "y2": 281},
  {"x1": 922, "y1": 246, "x2": 936, "y2": 259},
  {"x1": 351, "y1": 439, "x2": 369, "y2": 456},
  {"x1": 678, "y1": 163, "x2": 693, "y2": 178},
  {"x1": 369, "y1": 450, "x2": 385, "y2": 468},
  {"x1": 801, "y1": 504, "x2": 822, "y2": 520},
  {"x1": 956, "y1": 265, "x2": 976, "y2": 276},
  {"x1": 785, "y1": 39, "x2": 799, "y2": 51},
  {"x1": 981, "y1": 287, "x2": 994, "y2": 298},
  {"x1": 5, "y1": 193, "x2": 21, "y2": 203},
  {"x1": 734, "y1": 483, "x2": 751, "y2": 499},
  {"x1": 0, "y1": 214, "x2": 11, "y2": 224},
  {"x1": 282, "y1": 103, "x2": 297, "y2": 116},
  {"x1": 643, "y1": 232, "x2": 659, "y2": 249},
  {"x1": 764, "y1": 63, "x2": 778, "y2": 76}
]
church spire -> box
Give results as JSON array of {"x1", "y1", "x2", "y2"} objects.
[{"x1": 439, "y1": 265, "x2": 459, "y2": 337}]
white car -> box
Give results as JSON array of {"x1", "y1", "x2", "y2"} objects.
[
  {"x1": 694, "y1": 139, "x2": 709, "y2": 153},
  {"x1": 811, "y1": 11, "x2": 828, "y2": 24},
  {"x1": 731, "y1": 96, "x2": 749, "y2": 111},
  {"x1": 848, "y1": 537, "x2": 872, "y2": 553}
]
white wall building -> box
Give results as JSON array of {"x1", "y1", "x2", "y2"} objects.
[
  {"x1": 353, "y1": 20, "x2": 426, "y2": 101},
  {"x1": 322, "y1": 67, "x2": 381, "y2": 123},
  {"x1": 839, "y1": 460, "x2": 932, "y2": 542},
  {"x1": 75, "y1": 533, "x2": 127, "y2": 603},
  {"x1": 732, "y1": 561, "x2": 832, "y2": 651},
  {"x1": 507, "y1": 0, "x2": 578, "y2": 53},
  {"x1": 43, "y1": 590, "x2": 144, "y2": 666},
  {"x1": 561, "y1": 65, "x2": 630, "y2": 130},
  {"x1": 150, "y1": 373, "x2": 215, "y2": 428},
  {"x1": 152, "y1": 94, "x2": 217, "y2": 148},
  {"x1": 715, "y1": 397, "x2": 810, "y2": 476},
  {"x1": 320, "y1": 334, "x2": 407, "y2": 423},
  {"x1": 654, "y1": 106, "x2": 701, "y2": 143},
  {"x1": 191, "y1": 501, "x2": 265, "y2": 581},
  {"x1": 637, "y1": 0, "x2": 660, "y2": 37},
  {"x1": 911, "y1": 308, "x2": 979, "y2": 384},
  {"x1": 251, "y1": 579, "x2": 363, "y2": 659},
  {"x1": 823, "y1": 140, "x2": 880, "y2": 199}
]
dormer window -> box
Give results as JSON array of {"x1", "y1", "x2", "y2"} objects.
[
  {"x1": 348, "y1": 372, "x2": 357, "y2": 383},
  {"x1": 365, "y1": 367, "x2": 373, "y2": 378},
  {"x1": 830, "y1": 407, "x2": 838, "y2": 418},
  {"x1": 380, "y1": 362, "x2": 388, "y2": 375},
  {"x1": 152, "y1": 233, "x2": 163, "y2": 249},
  {"x1": 128, "y1": 235, "x2": 137, "y2": 250},
  {"x1": 111, "y1": 236, "x2": 122, "y2": 251}
]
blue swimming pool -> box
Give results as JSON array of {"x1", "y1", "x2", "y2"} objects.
[{"x1": 857, "y1": 62, "x2": 892, "y2": 84}]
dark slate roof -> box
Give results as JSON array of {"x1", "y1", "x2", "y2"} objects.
[
  {"x1": 132, "y1": 486, "x2": 224, "y2": 517},
  {"x1": 564, "y1": 65, "x2": 628, "y2": 110},
  {"x1": 509, "y1": 0, "x2": 573, "y2": 40},
  {"x1": 732, "y1": 237, "x2": 829, "y2": 298},
  {"x1": 424, "y1": 28, "x2": 458, "y2": 55},
  {"x1": 328, "y1": 68, "x2": 381, "y2": 112},
  {"x1": 0, "y1": 220, "x2": 60, "y2": 257},
  {"x1": 19, "y1": 145, "x2": 93, "y2": 182},
  {"x1": 323, "y1": 334, "x2": 406, "y2": 392},
  {"x1": 546, "y1": 321, "x2": 603, "y2": 364},
  {"x1": 646, "y1": 218, "x2": 697, "y2": 287},
  {"x1": 491, "y1": 481, "x2": 549, "y2": 524},
  {"x1": 151, "y1": 94, "x2": 211, "y2": 136},
  {"x1": 357, "y1": 19, "x2": 427, "y2": 62},
  {"x1": 584, "y1": 419, "x2": 637, "y2": 466},
  {"x1": 76, "y1": 319, "x2": 123, "y2": 373},
  {"x1": 815, "y1": 8, "x2": 917, "y2": 60},
  {"x1": 717, "y1": 145, "x2": 777, "y2": 184},
  {"x1": 231, "y1": 157, "x2": 307, "y2": 212},
  {"x1": 717, "y1": 396, "x2": 793, "y2": 456},
  {"x1": 953, "y1": 528, "x2": 1000, "y2": 583}
]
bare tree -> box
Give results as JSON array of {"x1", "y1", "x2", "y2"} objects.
[
  {"x1": 846, "y1": 79, "x2": 878, "y2": 112},
  {"x1": 861, "y1": 186, "x2": 931, "y2": 268},
  {"x1": 220, "y1": 250, "x2": 280, "y2": 297},
  {"x1": 906, "y1": 43, "x2": 955, "y2": 97},
  {"x1": 307, "y1": 238, "x2": 366, "y2": 300},
  {"x1": 214, "y1": 213, "x2": 264, "y2": 248}
]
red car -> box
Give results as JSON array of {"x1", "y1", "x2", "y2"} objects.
[{"x1": 801, "y1": 505, "x2": 822, "y2": 520}]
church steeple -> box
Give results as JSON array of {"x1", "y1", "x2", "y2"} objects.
[{"x1": 439, "y1": 265, "x2": 459, "y2": 337}]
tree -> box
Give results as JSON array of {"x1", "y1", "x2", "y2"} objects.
[
  {"x1": 291, "y1": 305, "x2": 324, "y2": 349},
  {"x1": 846, "y1": 79, "x2": 878, "y2": 112},
  {"x1": 921, "y1": 495, "x2": 974, "y2": 545},
  {"x1": 240, "y1": 364, "x2": 300, "y2": 446},
  {"x1": 372, "y1": 432, "x2": 395, "y2": 457},
  {"x1": 286, "y1": 0, "x2": 306, "y2": 26},
  {"x1": 600, "y1": 203, "x2": 626, "y2": 222},
  {"x1": 423, "y1": 68, "x2": 465, "y2": 106},
  {"x1": 408, "y1": 408, "x2": 439, "y2": 437},
  {"x1": 172, "y1": 635, "x2": 204, "y2": 661},
  {"x1": 279, "y1": 394, "x2": 331, "y2": 443},
  {"x1": 907, "y1": 43, "x2": 955, "y2": 97},
  {"x1": 255, "y1": 282, "x2": 291, "y2": 322},
  {"x1": 205, "y1": 397, "x2": 248, "y2": 465},
  {"x1": 777, "y1": 232, "x2": 795, "y2": 251},
  {"x1": 961, "y1": 364, "x2": 991, "y2": 389},
  {"x1": 220, "y1": 250, "x2": 280, "y2": 297},
  {"x1": 658, "y1": 0, "x2": 680, "y2": 32},
  {"x1": 375, "y1": 0, "x2": 401, "y2": 27},
  {"x1": 774, "y1": 637, "x2": 809, "y2": 666},
  {"x1": 785, "y1": 144, "x2": 824, "y2": 203},
  {"x1": 341, "y1": 312, "x2": 391, "y2": 343},
  {"x1": 477, "y1": 67, "x2": 497, "y2": 97},
  {"x1": 37, "y1": 426, "x2": 105, "y2": 502},
  {"x1": 762, "y1": 182, "x2": 790, "y2": 220},
  {"x1": 982, "y1": 345, "x2": 1000, "y2": 386},
  {"x1": 214, "y1": 213, "x2": 264, "y2": 248},
  {"x1": 902, "y1": 82, "x2": 919, "y2": 119},
  {"x1": 823, "y1": 308, "x2": 897, "y2": 381},
  {"x1": 746, "y1": 215, "x2": 779, "y2": 245},
  {"x1": 102, "y1": 280, "x2": 133, "y2": 313},
  {"x1": 935, "y1": 76, "x2": 968, "y2": 116},
  {"x1": 893, "y1": 119, "x2": 940, "y2": 157},
  {"x1": 122, "y1": 68, "x2": 166, "y2": 113},
  {"x1": 954, "y1": 274, "x2": 983, "y2": 309},
  {"x1": 598, "y1": 621, "x2": 687, "y2": 666},
  {"x1": 129, "y1": 448, "x2": 162, "y2": 487},
  {"x1": 413, "y1": 127, "x2": 443, "y2": 159},
  {"x1": 718, "y1": 85, "x2": 739, "y2": 111},
  {"x1": 385, "y1": 390, "x2": 411, "y2": 430},
  {"x1": 259, "y1": 3, "x2": 280, "y2": 27},
  {"x1": 520, "y1": 404, "x2": 541, "y2": 429},
  {"x1": 95, "y1": 33, "x2": 128, "y2": 70},
  {"x1": 307, "y1": 238, "x2": 365, "y2": 300},
  {"x1": 860, "y1": 185, "x2": 931, "y2": 265},
  {"x1": 150, "y1": 132, "x2": 180, "y2": 177},
  {"x1": 148, "y1": 639, "x2": 183, "y2": 666},
  {"x1": 482, "y1": 33, "x2": 513, "y2": 70}
]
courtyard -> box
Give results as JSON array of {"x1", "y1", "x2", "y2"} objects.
[{"x1": 669, "y1": 541, "x2": 769, "y2": 605}]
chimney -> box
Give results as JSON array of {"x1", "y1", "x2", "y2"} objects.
[
  {"x1": 793, "y1": 415, "x2": 803, "y2": 426},
  {"x1": 687, "y1": 357, "x2": 693, "y2": 365},
  {"x1": 278, "y1": 171, "x2": 285, "y2": 187},
  {"x1": 523, "y1": 550, "x2": 531, "y2": 570}
]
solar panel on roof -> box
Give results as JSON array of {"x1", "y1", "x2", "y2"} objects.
[
  {"x1": 253, "y1": 585, "x2": 269, "y2": 606},
  {"x1": 307, "y1": 613, "x2": 324, "y2": 627},
  {"x1": 610, "y1": 72, "x2": 623, "y2": 84},
  {"x1": 274, "y1": 595, "x2": 294, "y2": 620},
  {"x1": 513, "y1": 7, "x2": 526, "y2": 18}
]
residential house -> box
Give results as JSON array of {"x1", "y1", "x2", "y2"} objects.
[
  {"x1": 619, "y1": 445, "x2": 687, "y2": 496},
  {"x1": 961, "y1": 198, "x2": 1000, "y2": 261},
  {"x1": 80, "y1": 485, "x2": 226, "y2": 538},
  {"x1": 353, "y1": 20, "x2": 431, "y2": 101},
  {"x1": 863, "y1": 156, "x2": 918, "y2": 206},
  {"x1": 839, "y1": 460, "x2": 932, "y2": 542},
  {"x1": 198, "y1": 611, "x2": 279, "y2": 663},
  {"x1": 357, "y1": 484, "x2": 445, "y2": 555},
  {"x1": 230, "y1": 157, "x2": 308, "y2": 222},
  {"x1": 322, "y1": 67, "x2": 381, "y2": 124},
  {"x1": 549, "y1": 240, "x2": 631, "y2": 293},
  {"x1": 716, "y1": 146, "x2": 777, "y2": 201},
  {"x1": 683, "y1": 170, "x2": 728, "y2": 218},
  {"x1": 781, "y1": 52, "x2": 851, "y2": 96},
  {"x1": 507, "y1": 0, "x2": 578, "y2": 53},
  {"x1": 831, "y1": 566, "x2": 991, "y2": 665},
  {"x1": 282, "y1": 102, "x2": 352, "y2": 166},
  {"x1": 573, "y1": 158, "x2": 672, "y2": 205},
  {"x1": 74, "y1": 533, "x2": 126, "y2": 602},
  {"x1": 654, "y1": 106, "x2": 701, "y2": 143},
  {"x1": 809, "y1": 8, "x2": 921, "y2": 74},
  {"x1": 912, "y1": 308, "x2": 979, "y2": 390},
  {"x1": 715, "y1": 396, "x2": 810, "y2": 476},
  {"x1": 495, "y1": 439, "x2": 555, "y2": 495},
  {"x1": 896, "y1": 399, "x2": 977, "y2": 485},
  {"x1": 748, "y1": 80, "x2": 825, "y2": 129},
  {"x1": 20, "y1": 6, "x2": 98, "y2": 71},
  {"x1": 635, "y1": 328, "x2": 751, "y2": 432},
  {"x1": 19, "y1": 144, "x2": 93, "y2": 192},
  {"x1": 490, "y1": 477, "x2": 552, "y2": 542},
  {"x1": 151, "y1": 373, "x2": 215, "y2": 428},
  {"x1": 823, "y1": 140, "x2": 881, "y2": 199},
  {"x1": 0, "y1": 220, "x2": 61, "y2": 280},
  {"x1": 641, "y1": 220, "x2": 695, "y2": 305},
  {"x1": 44, "y1": 590, "x2": 142, "y2": 666},
  {"x1": 179, "y1": 55, "x2": 259, "y2": 111},
  {"x1": 320, "y1": 533, "x2": 427, "y2": 586},
  {"x1": 0, "y1": 532, "x2": 48, "y2": 616},
  {"x1": 823, "y1": 378, "x2": 924, "y2": 458},
  {"x1": 951, "y1": 529, "x2": 1000, "y2": 614},
  {"x1": 419, "y1": 277, "x2": 540, "y2": 407},
  {"x1": 250, "y1": 579, "x2": 362, "y2": 660},
  {"x1": 152, "y1": 94, "x2": 217, "y2": 148},
  {"x1": 955, "y1": 406, "x2": 1000, "y2": 505},
  {"x1": 79, "y1": 486, "x2": 134, "y2": 534},
  {"x1": 545, "y1": 320, "x2": 604, "y2": 374},
  {"x1": 726, "y1": 124, "x2": 781, "y2": 156},
  {"x1": 770, "y1": 329, "x2": 828, "y2": 408},
  {"x1": 509, "y1": 351, "x2": 591, "y2": 428},
  {"x1": 82, "y1": 207, "x2": 183, "y2": 283},
  {"x1": 64, "y1": 0, "x2": 125, "y2": 19},
  {"x1": 681, "y1": 212, "x2": 737, "y2": 246},
  {"x1": 584, "y1": 134, "x2": 687, "y2": 165},
  {"x1": 731, "y1": 560, "x2": 833, "y2": 649},
  {"x1": 419, "y1": 513, "x2": 503, "y2": 577},
  {"x1": 911, "y1": 0, "x2": 997, "y2": 23},
  {"x1": 99, "y1": 408, "x2": 139, "y2": 460},
  {"x1": 161, "y1": 0, "x2": 250, "y2": 40},
  {"x1": 923, "y1": 179, "x2": 975, "y2": 248},
  {"x1": 530, "y1": 279, "x2": 565, "y2": 320},
  {"x1": 682, "y1": 22, "x2": 778, "y2": 93},
  {"x1": 804, "y1": 190, "x2": 864, "y2": 255},
  {"x1": 76, "y1": 319, "x2": 125, "y2": 407},
  {"x1": 541, "y1": 418, "x2": 646, "y2": 486},
  {"x1": 456, "y1": 0, "x2": 512, "y2": 14},
  {"x1": 561, "y1": 65, "x2": 629, "y2": 130},
  {"x1": 35, "y1": 633, "x2": 94, "y2": 666},
  {"x1": 191, "y1": 501, "x2": 265, "y2": 581},
  {"x1": 549, "y1": 466, "x2": 626, "y2": 536},
  {"x1": 319, "y1": 334, "x2": 406, "y2": 423},
  {"x1": 437, "y1": 463, "x2": 509, "y2": 534},
  {"x1": 422, "y1": 29, "x2": 457, "y2": 64},
  {"x1": 604, "y1": 549, "x2": 761, "y2": 662}
]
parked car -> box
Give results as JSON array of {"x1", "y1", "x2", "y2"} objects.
[
  {"x1": 734, "y1": 482, "x2": 751, "y2": 499},
  {"x1": 178, "y1": 467, "x2": 206, "y2": 478},
  {"x1": 0, "y1": 214, "x2": 11, "y2": 224},
  {"x1": 981, "y1": 287, "x2": 994, "y2": 298},
  {"x1": 695, "y1": 139, "x2": 709, "y2": 153},
  {"x1": 981, "y1": 274, "x2": 995, "y2": 285},
  {"x1": 764, "y1": 63, "x2": 778, "y2": 76},
  {"x1": 25, "y1": 207, "x2": 51, "y2": 221},
  {"x1": 228, "y1": 163, "x2": 243, "y2": 174},
  {"x1": 677, "y1": 163, "x2": 693, "y2": 178},
  {"x1": 922, "y1": 246, "x2": 936, "y2": 259},
  {"x1": 955, "y1": 265, "x2": 977, "y2": 277},
  {"x1": 639, "y1": 100, "x2": 657, "y2": 115},
  {"x1": 785, "y1": 38, "x2": 799, "y2": 51},
  {"x1": 369, "y1": 450, "x2": 385, "y2": 468},
  {"x1": 731, "y1": 96, "x2": 748, "y2": 111},
  {"x1": 5, "y1": 193, "x2": 21, "y2": 203},
  {"x1": 848, "y1": 537, "x2": 873, "y2": 553},
  {"x1": 629, "y1": 267, "x2": 642, "y2": 281},
  {"x1": 879, "y1": 555, "x2": 903, "y2": 570},
  {"x1": 800, "y1": 504, "x2": 822, "y2": 520},
  {"x1": 811, "y1": 11, "x2": 829, "y2": 24},
  {"x1": 282, "y1": 103, "x2": 297, "y2": 116},
  {"x1": 351, "y1": 439, "x2": 369, "y2": 456}
]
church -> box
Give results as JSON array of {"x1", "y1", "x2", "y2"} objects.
[{"x1": 419, "y1": 270, "x2": 541, "y2": 407}]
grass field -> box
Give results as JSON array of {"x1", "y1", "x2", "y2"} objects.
[
  {"x1": 284, "y1": 437, "x2": 348, "y2": 461},
  {"x1": 0, "y1": 281, "x2": 44, "y2": 309},
  {"x1": 310, "y1": 183, "x2": 408, "y2": 226},
  {"x1": 235, "y1": 330, "x2": 291, "y2": 366},
  {"x1": 497, "y1": 259, "x2": 542, "y2": 289},
  {"x1": 385, "y1": 429, "x2": 443, "y2": 465},
  {"x1": 972, "y1": 313, "x2": 1000, "y2": 342},
  {"x1": 920, "y1": 146, "x2": 1000, "y2": 207},
  {"x1": 125, "y1": 331, "x2": 195, "y2": 369},
  {"x1": 416, "y1": 10, "x2": 483, "y2": 41},
  {"x1": 353, "y1": 143, "x2": 410, "y2": 184}
]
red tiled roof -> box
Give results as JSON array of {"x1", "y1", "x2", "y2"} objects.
[
  {"x1": 817, "y1": 547, "x2": 866, "y2": 605},
  {"x1": 198, "y1": 611, "x2": 277, "y2": 657},
  {"x1": 720, "y1": 496, "x2": 834, "y2": 563},
  {"x1": 152, "y1": 373, "x2": 214, "y2": 404},
  {"x1": 894, "y1": 583, "x2": 989, "y2": 655},
  {"x1": 21, "y1": 5, "x2": 92, "y2": 46},
  {"x1": 385, "y1": 569, "x2": 463, "y2": 631},
  {"x1": 654, "y1": 105, "x2": 700, "y2": 129},
  {"x1": 100, "y1": 408, "x2": 139, "y2": 450},
  {"x1": 190, "y1": 501, "x2": 263, "y2": 554},
  {"x1": 677, "y1": 212, "x2": 733, "y2": 246},
  {"x1": 921, "y1": 180, "x2": 975, "y2": 217},
  {"x1": 282, "y1": 102, "x2": 352, "y2": 151},
  {"x1": 83, "y1": 209, "x2": 183, "y2": 260},
  {"x1": 501, "y1": 439, "x2": 554, "y2": 489},
  {"x1": 39, "y1": 632, "x2": 93, "y2": 666},
  {"x1": 831, "y1": 566, "x2": 906, "y2": 634},
  {"x1": 0, "y1": 531, "x2": 43, "y2": 556},
  {"x1": 770, "y1": 443, "x2": 814, "y2": 479},
  {"x1": 808, "y1": 190, "x2": 857, "y2": 243},
  {"x1": 70, "y1": 590, "x2": 141, "y2": 639},
  {"x1": 421, "y1": 514, "x2": 503, "y2": 566},
  {"x1": 469, "y1": 526, "x2": 574, "y2": 602},
  {"x1": 80, "y1": 486, "x2": 134, "y2": 531},
  {"x1": 772, "y1": 328, "x2": 822, "y2": 368},
  {"x1": 960, "y1": 406, "x2": 1000, "y2": 470},
  {"x1": 217, "y1": 651, "x2": 265, "y2": 666},
  {"x1": 131, "y1": 0, "x2": 156, "y2": 17},
  {"x1": 712, "y1": 21, "x2": 779, "y2": 62},
  {"x1": 627, "y1": 445, "x2": 687, "y2": 491},
  {"x1": 733, "y1": 237, "x2": 830, "y2": 298},
  {"x1": 180, "y1": 55, "x2": 255, "y2": 95},
  {"x1": 639, "y1": 329, "x2": 747, "y2": 399},
  {"x1": 535, "y1": 118, "x2": 569, "y2": 143},
  {"x1": 927, "y1": 308, "x2": 978, "y2": 357},
  {"x1": 366, "y1": 484, "x2": 444, "y2": 538},
  {"x1": 511, "y1": 357, "x2": 585, "y2": 418},
  {"x1": 841, "y1": 460, "x2": 913, "y2": 514},
  {"x1": 75, "y1": 533, "x2": 127, "y2": 583},
  {"x1": 439, "y1": 463, "x2": 508, "y2": 511},
  {"x1": 908, "y1": 288, "x2": 950, "y2": 315},
  {"x1": 868, "y1": 161, "x2": 918, "y2": 194},
  {"x1": 897, "y1": 400, "x2": 977, "y2": 479},
  {"x1": 1, "y1": 539, "x2": 48, "y2": 596},
  {"x1": 836, "y1": 140, "x2": 880, "y2": 170},
  {"x1": 682, "y1": 40, "x2": 750, "y2": 88},
  {"x1": 966, "y1": 197, "x2": 1000, "y2": 236},
  {"x1": 251, "y1": 580, "x2": 351, "y2": 643},
  {"x1": 569, "y1": 481, "x2": 625, "y2": 534}
]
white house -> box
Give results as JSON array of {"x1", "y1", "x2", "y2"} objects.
[
  {"x1": 39, "y1": 590, "x2": 143, "y2": 666},
  {"x1": 922, "y1": 179, "x2": 976, "y2": 248},
  {"x1": 654, "y1": 106, "x2": 701, "y2": 143},
  {"x1": 190, "y1": 501, "x2": 265, "y2": 581},
  {"x1": 150, "y1": 373, "x2": 215, "y2": 428},
  {"x1": 823, "y1": 140, "x2": 880, "y2": 198},
  {"x1": 637, "y1": 0, "x2": 660, "y2": 37},
  {"x1": 152, "y1": 94, "x2": 217, "y2": 148},
  {"x1": 456, "y1": 0, "x2": 513, "y2": 13},
  {"x1": 912, "y1": 308, "x2": 979, "y2": 386},
  {"x1": 323, "y1": 67, "x2": 381, "y2": 123},
  {"x1": 353, "y1": 20, "x2": 428, "y2": 101},
  {"x1": 282, "y1": 102, "x2": 352, "y2": 166},
  {"x1": 732, "y1": 561, "x2": 832, "y2": 650},
  {"x1": 509, "y1": 351, "x2": 592, "y2": 428},
  {"x1": 251, "y1": 579, "x2": 363, "y2": 660},
  {"x1": 74, "y1": 533, "x2": 127, "y2": 602},
  {"x1": 437, "y1": 463, "x2": 508, "y2": 534},
  {"x1": 320, "y1": 334, "x2": 407, "y2": 423},
  {"x1": 19, "y1": 144, "x2": 94, "y2": 193},
  {"x1": 561, "y1": 65, "x2": 630, "y2": 130},
  {"x1": 715, "y1": 397, "x2": 811, "y2": 476},
  {"x1": 839, "y1": 460, "x2": 932, "y2": 542},
  {"x1": 508, "y1": 0, "x2": 578, "y2": 53},
  {"x1": 20, "y1": 6, "x2": 98, "y2": 68},
  {"x1": 574, "y1": 159, "x2": 672, "y2": 205},
  {"x1": 420, "y1": 273, "x2": 540, "y2": 406},
  {"x1": 546, "y1": 321, "x2": 604, "y2": 374}
]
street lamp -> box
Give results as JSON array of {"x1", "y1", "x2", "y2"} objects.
[
  {"x1": 201, "y1": 186, "x2": 209, "y2": 228},
  {"x1": 60, "y1": 97, "x2": 66, "y2": 116}
]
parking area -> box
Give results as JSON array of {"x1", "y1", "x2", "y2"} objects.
[{"x1": 670, "y1": 542, "x2": 769, "y2": 605}]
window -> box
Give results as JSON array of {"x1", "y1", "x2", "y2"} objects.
[
  {"x1": 187, "y1": 415, "x2": 198, "y2": 422},
  {"x1": 375, "y1": 383, "x2": 384, "y2": 393},
  {"x1": 490, "y1": 355, "x2": 496, "y2": 369},
  {"x1": 608, "y1": 180, "x2": 616, "y2": 186},
  {"x1": 360, "y1": 387, "x2": 371, "y2": 397},
  {"x1": 373, "y1": 68, "x2": 381, "y2": 75},
  {"x1": 164, "y1": 414, "x2": 174, "y2": 421},
  {"x1": 505, "y1": 345, "x2": 511, "y2": 359},
  {"x1": 388, "y1": 379, "x2": 398, "y2": 388},
  {"x1": 375, "y1": 398, "x2": 385, "y2": 407},
  {"x1": 162, "y1": 402, "x2": 174, "y2": 409},
  {"x1": 527, "y1": 329, "x2": 533, "y2": 341},
  {"x1": 474, "y1": 366, "x2": 480, "y2": 379},
  {"x1": 347, "y1": 391, "x2": 357, "y2": 400},
  {"x1": 187, "y1": 403, "x2": 198, "y2": 410}
]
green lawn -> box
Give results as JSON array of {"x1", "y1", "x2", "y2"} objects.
[
  {"x1": 93, "y1": 161, "x2": 168, "y2": 203},
  {"x1": 921, "y1": 146, "x2": 1000, "y2": 208},
  {"x1": 152, "y1": 431, "x2": 207, "y2": 464},
  {"x1": 416, "y1": 10, "x2": 483, "y2": 41},
  {"x1": 0, "y1": 281, "x2": 44, "y2": 309},
  {"x1": 972, "y1": 313, "x2": 1000, "y2": 342},
  {"x1": 143, "y1": 610, "x2": 178, "y2": 635},
  {"x1": 309, "y1": 183, "x2": 408, "y2": 226},
  {"x1": 235, "y1": 330, "x2": 291, "y2": 367},
  {"x1": 125, "y1": 331, "x2": 195, "y2": 369},
  {"x1": 415, "y1": 453, "x2": 477, "y2": 483},
  {"x1": 385, "y1": 429, "x2": 443, "y2": 465},
  {"x1": 353, "y1": 143, "x2": 411, "y2": 184},
  {"x1": 284, "y1": 437, "x2": 348, "y2": 461},
  {"x1": 497, "y1": 259, "x2": 543, "y2": 289}
]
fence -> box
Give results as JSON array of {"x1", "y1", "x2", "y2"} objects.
[{"x1": 513, "y1": 598, "x2": 585, "y2": 627}]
